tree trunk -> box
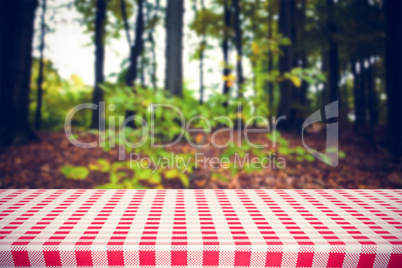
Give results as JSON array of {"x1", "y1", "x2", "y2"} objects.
[
  {"x1": 147, "y1": 0, "x2": 160, "y2": 91},
  {"x1": 90, "y1": 0, "x2": 107, "y2": 129},
  {"x1": 199, "y1": 0, "x2": 206, "y2": 104},
  {"x1": 140, "y1": 52, "x2": 146, "y2": 88},
  {"x1": 232, "y1": 0, "x2": 244, "y2": 129},
  {"x1": 326, "y1": 0, "x2": 340, "y2": 105},
  {"x1": 222, "y1": 0, "x2": 232, "y2": 107},
  {"x1": 125, "y1": 0, "x2": 145, "y2": 125},
  {"x1": 126, "y1": 0, "x2": 144, "y2": 87},
  {"x1": 321, "y1": 50, "x2": 329, "y2": 106},
  {"x1": 277, "y1": 0, "x2": 296, "y2": 129},
  {"x1": 199, "y1": 42, "x2": 205, "y2": 104},
  {"x1": 367, "y1": 59, "x2": 378, "y2": 129},
  {"x1": 267, "y1": 0, "x2": 275, "y2": 124},
  {"x1": 293, "y1": 0, "x2": 307, "y2": 127},
  {"x1": 120, "y1": 0, "x2": 132, "y2": 48},
  {"x1": 298, "y1": 0, "x2": 308, "y2": 107},
  {"x1": 384, "y1": 0, "x2": 402, "y2": 157},
  {"x1": 35, "y1": 0, "x2": 47, "y2": 130},
  {"x1": 232, "y1": 0, "x2": 244, "y2": 95},
  {"x1": 165, "y1": 0, "x2": 184, "y2": 97},
  {"x1": 299, "y1": 51, "x2": 308, "y2": 105},
  {"x1": 359, "y1": 57, "x2": 367, "y2": 129},
  {"x1": 0, "y1": 0, "x2": 37, "y2": 145},
  {"x1": 250, "y1": 0, "x2": 258, "y2": 100},
  {"x1": 268, "y1": 59, "x2": 274, "y2": 125},
  {"x1": 351, "y1": 59, "x2": 366, "y2": 132},
  {"x1": 149, "y1": 29, "x2": 157, "y2": 90}
]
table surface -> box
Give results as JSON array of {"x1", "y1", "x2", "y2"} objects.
[{"x1": 0, "y1": 189, "x2": 401, "y2": 267}]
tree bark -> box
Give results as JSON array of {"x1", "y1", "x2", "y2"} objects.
[
  {"x1": 351, "y1": 59, "x2": 366, "y2": 132},
  {"x1": 147, "y1": 0, "x2": 160, "y2": 91},
  {"x1": 291, "y1": 0, "x2": 307, "y2": 128},
  {"x1": 0, "y1": 0, "x2": 37, "y2": 145},
  {"x1": 298, "y1": 0, "x2": 308, "y2": 106},
  {"x1": 140, "y1": 52, "x2": 145, "y2": 88},
  {"x1": 321, "y1": 50, "x2": 329, "y2": 106},
  {"x1": 35, "y1": 0, "x2": 47, "y2": 130},
  {"x1": 384, "y1": 0, "x2": 402, "y2": 157},
  {"x1": 232, "y1": 0, "x2": 244, "y2": 129},
  {"x1": 126, "y1": 0, "x2": 144, "y2": 87},
  {"x1": 250, "y1": 0, "x2": 258, "y2": 100},
  {"x1": 232, "y1": 0, "x2": 244, "y2": 96},
  {"x1": 267, "y1": 0, "x2": 275, "y2": 124},
  {"x1": 277, "y1": 0, "x2": 296, "y2": 129},
  {"x1": 359, "y1": 57, "x2": 367, "y2": 129},
  {"x1": 222, "y1": 0, "x2": 232, "y2": 107},
  {"x1": 367, "y1": 59, "x2": 378, "y2": 129},
  {"x1": 326, "y1": 0, "x2": 340, "y2": 104},
  {"x1": 165, "y1": 0, "x2": 184, "y2": 97},
  {"x1": 299, "y1": 52, "x2": 308, "y2": 105},
  {"x1": 90, "y1": 0, "x2": 107, "y2": 129},
  {"x1": 199, "y1": 0, "x2": 206, "y2": 104},
  {"x1": 120, "y1": 0, "x2": 132, "y2": 48},
  {"x1": 125, "y1": 0, "x2": 145, "y2": 126}
]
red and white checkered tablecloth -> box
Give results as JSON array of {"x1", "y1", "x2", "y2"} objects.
[{"x1": 0, "y1": 189, "x2": 401, "y2": 267}]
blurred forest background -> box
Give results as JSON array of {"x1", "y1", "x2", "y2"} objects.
[{"x1": 0, "y1": 0, "x2": 401, "y2": 190}]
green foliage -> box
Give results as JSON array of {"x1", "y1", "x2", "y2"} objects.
[
  {"x1": 48, "y1": 0, "x2": 361, "y2": 189},
  {"x1": 266, "y1": 131, "x2": 346, "y2": 163},
  {"x1": 60, "y1": 166, "x2": 89, "y2": 180},
  {"x1": 30, "y1": 59, "x2": 92, "y2": 130},
  {"x1": 189, "y1": 8, "x2": 223, "y2": 37},
  {"x1": 89, "y1": 158, "x2": 110, "y2": 172},
  {"x1": 74, "y1": 0, "x2": 135, "y2": 40}
]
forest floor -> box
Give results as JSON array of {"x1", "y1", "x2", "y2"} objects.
[{"x1": 1, "y1": 128, "x2": 401, "y2": 189}]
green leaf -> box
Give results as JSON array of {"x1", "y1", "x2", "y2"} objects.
[
  {"x1": 134, "y1": 184, "x2": 149, "y2": 189},
  {"x1": 301, "y1": 75, "x2": 315, "y2": 85},
  {"x1": 149, "y1": 172, "x2": 161, "y2": 184},
  {"x1": 179, "y1": 173, "x2": 189, "y2": 188},
  {"x1": 98, "y1": 159, "x2": 110, "y2": 172},
  {"x1": 110, "y1": 173, "x2": 119, "y2": 184},
  {"x1": 165, "y1": 169, "x2": 178, "y2": 179},
  {"x1": 217, "y1": 174, "x2": 229, "y2": 182},
  {"x1": 317, "y1": 73, "x2": 327, "y2": 82},
  {"x1": 136, "y1": 168, "x2": 152, "y2": 180},
  {"x1": 321, "y1": 155, "x2": 332, "y2": 165},
  {"x1": 290, "y1": 67, "x2": 303, "y2": 75},
  {"x1": 112, "y1": 161, "x2": 128, "y2": 171},
  {"x1": 123, "y1": 179, "x2": 135, "y2": 189},
  {"x1": 221, "y1": 147, "x2": 238, "y2": 159},
  {"x1": 305, "y1": 154, "x2": 315, "y2": 162},
  {"x1": 278, "y1": 147, "x2": 291, "y2": 155},
  {"x1": 277, "y1": 138, "x2": 289, "y2": 146},
  {"x1": 280, "y1": 37, "x2": 291, "y2": 45},
  {"x1": 289, "y1": 75, "x2": 301, "y2": 87},
  {"x1": 117, "y1": 171, "x2": 127, "y2": 178},
  {"x1": 60, "y1": 166, "x2": 89, "y2": 180},
  {"x1": 238, "y1": 150, "x2": 246, "y2": 157},
  {"x1": 295, "y1": 146, "x2": 305, "y2": 155},
  {"x1": 266, "y1": 130, "x2": 282, "y2": 141},
  {"x1": 229, "y1": 166, "x2": 237, "y2": 176},
  {"x1": 339, "y1": 150, "x2": 346, "y2": 159}
]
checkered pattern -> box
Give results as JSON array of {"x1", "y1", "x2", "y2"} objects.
[{"x1": 0, "y1": 189, "x2": 401, "y2": 267}]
